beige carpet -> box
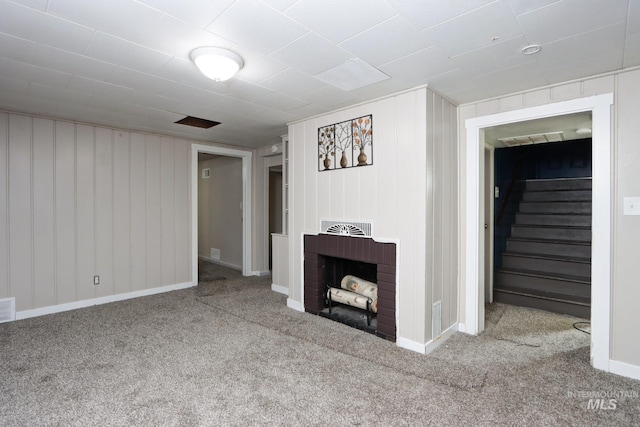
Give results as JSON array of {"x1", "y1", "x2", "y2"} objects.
[{"x1": 1, "y1": 263, "x2": 638, "y2": 426}]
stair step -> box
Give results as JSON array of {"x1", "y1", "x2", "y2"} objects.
[
  {"x1": 510, "y1": 225, "x2": 591, "y2": 242},
  {"x1": 502, "y1": 253, "x2": 591, "y2": 278},
  {"x1": 506, "y1": 238, "x2": 591, "y2": 258},
  {"x1": 493, "y1": 289, "x2": 590, "y2": 319},
  {"x1": 496, "y1": 268, "x2": 591, "y2": 297},
  {"x1": 522, "y1": 189, "x2": 592, "y2": 202},
  {"x1": 515, "y1": 213, "x2": 592, "y2": 227},
  {"x1": 519, "y1": 201, "x2": 591, "y2": 214},
  {"x1": 526, "y1": 177, "x2": 592, "y2": 192}
]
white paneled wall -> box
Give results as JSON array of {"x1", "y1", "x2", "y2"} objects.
[
  {"x1": 0, "y1": 112, "x2": 191, "y2": 313},
  {"x1": 287, "y1": 87, "x2": 458, "y2": 347}
]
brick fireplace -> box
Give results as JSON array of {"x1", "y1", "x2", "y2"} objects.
[{"x1": 303, "y1": 233, "x2": 397, "y2": 342}]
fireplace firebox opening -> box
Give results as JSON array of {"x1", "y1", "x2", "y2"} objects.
[{"x1": 303, "y1": 234, "x2": 396, "y2": 342}]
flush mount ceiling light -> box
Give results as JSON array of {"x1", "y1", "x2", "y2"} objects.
[
  {"x1": 190, "y1": 47, "x2": 244, "y2": 82},
  {"x1": 576, "y1": 127, "x2": 592, "y2": 135},
  {"x1": 521, "y1": 44, "x2": 542, "y2": 55}
]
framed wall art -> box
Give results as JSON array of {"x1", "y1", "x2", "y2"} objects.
[{"x1": 318, "y1": 114, "x2": 373, "y2": 171}]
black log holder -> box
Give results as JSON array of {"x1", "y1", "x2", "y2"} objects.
[{"x1": 326, "y1": 284, "x2": 374, "y2": 327}]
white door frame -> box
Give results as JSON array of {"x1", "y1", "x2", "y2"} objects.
[
  {"x1": 464, "y1": 93, "x2": 613, "y2": 372},
  {"x1": 191, "y1": 144, "x2": 252, "y2": 278}
]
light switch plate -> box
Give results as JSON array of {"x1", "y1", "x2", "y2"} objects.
[{"x1": 624, "y1": 197, "x2": 640, "y2": 215}]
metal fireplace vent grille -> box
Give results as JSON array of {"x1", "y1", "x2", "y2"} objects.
[{"x1": 321, "y1": 220, "x2": 372, "y2": 237}]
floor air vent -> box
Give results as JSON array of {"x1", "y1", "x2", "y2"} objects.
[
  {"x1": 321, "y1": 220, "x2": 372, "y2": 237},
  {"x1": 0, "y1": 298, "x2": 15, "y2": 323}
]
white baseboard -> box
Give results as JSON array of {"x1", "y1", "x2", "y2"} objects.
[
  {"x1": 609, "y1": 359, "x2": 640, "y2": 381},
  {"x1": 396, "y1": 336, "x2": 427, "y2": 354},
  {"x1": 287, "y1": 298, "x2": 304, "y2": 312},
  {"x1": 252, "y1": 270, "x2": 271, "y2": 277},
  {"x1": 397, "y1": 323, "x2": 459, "y2": 355},
  {"x1": 15, "y1": 281, "x2": 196, "y2": 321},
  {"x1": 198, "y1": 255, "x2": 242, "y2": 271},
  {"x1": 425, "y1": 323, "x2": 458, "y2": 354},
  {"x1": 271, "y1": 284, "x2": 289, "y2": 296}
]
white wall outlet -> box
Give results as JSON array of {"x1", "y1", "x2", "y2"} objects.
[
  {"x1": 93, "y1": 275, "x2": 100, "y2": 285},
  {"x1": 494, "y1": 186, "x2": 500, "y2": 198},
  {"x1": 624, "y1": 197, "x2": 640, "y2": 215},
  {"x1": 210, "y1": 248, "x2": 221, "y2": 260}
]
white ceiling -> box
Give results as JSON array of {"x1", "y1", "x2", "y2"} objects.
[{"x1": 0, "y1": 0, "x2": 637, "y2": 148}]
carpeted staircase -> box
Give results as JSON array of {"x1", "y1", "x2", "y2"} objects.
[{"x1": 495, "y1": 177, "x2": 591, "y2": 319}]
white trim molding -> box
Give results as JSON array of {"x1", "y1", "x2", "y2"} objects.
[
  {"x1": 271, "y1": 284, "x2": 289, "y2": 295},
  {"x1": 16, "y1": 282, "x2": 195, "y2": 321},
  {"x1": 609, "y1": 360, "x2": 640, "y2": 381},
  {"x1": 286, "y1": 298, "x2": 304, "y2": 312},
  {"x1": 463, "y1": 93, "x2": 613, "y2": 373},
  {"x1": 397, "y1": 323, "x2": 459, "y2": 354}
]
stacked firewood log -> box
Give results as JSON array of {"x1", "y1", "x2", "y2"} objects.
[{"x1": 327, "y1": 275, "x2": 378, "y2": 313}]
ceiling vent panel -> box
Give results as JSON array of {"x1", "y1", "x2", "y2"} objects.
[{"x1": 175, "y1": 116, "x2": 221, "y2": 129}]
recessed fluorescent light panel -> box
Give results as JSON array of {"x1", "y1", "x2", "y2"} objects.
[{"x1": 313, "y1": 58, "x2": 390, "y2": 91}]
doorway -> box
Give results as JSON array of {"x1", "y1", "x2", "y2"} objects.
[
  {"x1": 191, "y1": 144, "x2": 252, "y2": 280},
  {"x1": 464, "y1": 93, "x2": 613, "y2": 372}
]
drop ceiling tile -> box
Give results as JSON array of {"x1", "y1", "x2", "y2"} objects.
[
  {"x1": 506, "y1": 0, "x2": 560, "y2": 16},
  {"x1": 624, "y1": 32, "x2": 640, "y2": 67},
  {"x1": 232, "y1": 47, "x2": 290, "y2": 84},
  {"x1": 154, "y1": 57, "x2": 218, "y2": 89},
  {"x1": 0, "y1": 33, "x2": 38, "y2": 64},
  {"x1": 449, "y1": 36, "x2": 534, "y2": 75},
  {"x1": 269, "y1": 33, "x2": 352, "y2": 75},
  {"x1": 348, "y1": 77, "x2": 413, "y2": 101},
  {"x1": 386, "y1": 0, "x2": 495, "y2": 31},
  {"x1": 9, "y1": 0, "x2": 48, "y2": 11},
  {"x1": 0, "y1": 0, "x2": 94, "y2": 53},
  {"x1": 136, "y1": 0, "x2": 236, "y2": 28},
  {"x1": 260, "y1": 0, "x2": 300, "y2": 12},
  {"x1": 106, "y1": 67, "x2": 179, "y2": 94},
  {"x1": 420, "y1": 1, "x2": 522, "y2": 57},
  {"x1": 67, "y1": 76, "x2": 134, "y2": 101},
  {"x1": 34, "y1": 45, "x2": 117, "y2": 81},
  {"x1": 48, "y1": 0, "x2": 163, "y2": 42},
  {"x1": 534, "y1": 22, "x2": 625, "y2": 67},
  {"x1": 21, "y1": 61, "x2": 73, "y2": 87},
  {"x1": 285, "y1": 0, "x2": 397, "y2": 43},
  {"x1": 137, "y1": 14, "x2": 235, "y2": 58},
  {"x1": 208, "y1": 80, "x2": 275, "y2": 102},
  {"x1": 541, "y1": 49, "x2": 625, "y2": 85},
  {"x1": 124, "y1": 91, "x2": 184, "y2": 112},
  {"x1": 299, "y1": 86, "x2": 361, "y2": 109},
  {"x1": 85, "y1": 32, "x2": 173, "y2": 74},
  {"x1": 427, "y1": 68, "x2": 476, "y2": 100},
  {"x1": 28, "y1": 81, "x2": 93, "y2": 105},
  {"x1": 0, "y1": 75, "x2": 30, "y2": 94},
  {"x1": 339, "y1": 16, "x2": 432, "y2": 66},
  {"x1": 206, "y1": 0, "x2": 307, "y2": 53},
  {"x1": 260, "y1": 68, "x2": 325, "y2": 97},
  {"x1": 379, "y1": 46, "x2": 457, "y2": 85},
  {"x1": 469, "y1": 62, "x2": 549, "y2": 98},
  {"x1": 516, "y1": 0, "x2": 628, "y2": 45},
  {"x1": 629, "y1": 0, "x2": 640, "y2": 35},
  {"x1": 162, "y1": 83, "x2": 225, "y2": 108},
  {"x1": 251, "y1": 92, "x2": 310, "y2": 111}
]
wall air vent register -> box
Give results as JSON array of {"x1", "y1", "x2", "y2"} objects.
[{"x1": 321, "y1": 220, "x2": 372, "y2": 237}]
